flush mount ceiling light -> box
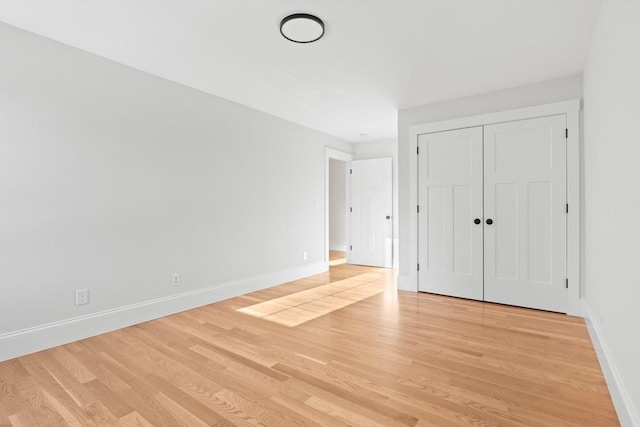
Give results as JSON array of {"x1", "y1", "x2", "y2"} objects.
[{"x1": 280, "y1": 13, "x2": 325, "y2": 44}]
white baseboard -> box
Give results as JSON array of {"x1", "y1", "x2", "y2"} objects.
[
  {"x1": 581, "y1": 299, "x2": 639, "y2": 427},
  {"x1": 397, "y1": 275, "x2": 416, "y2": 292},
  {"x1": 0, "y1": 262, "x2": 327, "y2": 362},
  {"x1": 329, "y1": 244, "x2": 347, "y2": 251}
]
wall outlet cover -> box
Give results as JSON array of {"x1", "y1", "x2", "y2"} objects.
[
  {"x1": 171, "y1": 273, "x2": 181, "y2": 287},
  {"x1": 75, "y1": 289, "x2": 89, "y2": 305}
]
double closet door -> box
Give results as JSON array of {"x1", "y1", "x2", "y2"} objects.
[{"x1": 418, "y1": 115, "x2": 567, "y2": 313}]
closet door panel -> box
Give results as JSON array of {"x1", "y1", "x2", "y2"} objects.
[
  {"x1": 484, "y1": 115, "x2": 567, "y2": 312},
  {"x1": 418, "y1": 127, "x2": 483, "y2": 300}
]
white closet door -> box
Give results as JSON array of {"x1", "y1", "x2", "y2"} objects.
[
  {"x1": 418, "y1": 127, "x2": 484, "y2": 300},
  {"x1": 484, "y1": 115, "x2": 567, "y2": 312},
  {"x1": 349, "y1": 158, "x2": 393, "y2": 267}
]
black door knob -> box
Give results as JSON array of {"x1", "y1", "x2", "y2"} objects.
[
  {"x1": 385, "y1": 215, "x2": 391, "y2": 220},
  {"x1": 486, "y1": 218, "x2": 493, "y2": 225},
  {"x1": 474, "y1": 218, "x2": 481, "y2": 224}
]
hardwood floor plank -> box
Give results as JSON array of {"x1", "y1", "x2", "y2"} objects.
[
  {"x1": 118, "y1": 411, "x2": 154, "y2": 427},
  {"x1": 144, "y1": 374, "x2": 233, "y2": 427},
  {"x1": 37, "y1": 387, "x2": 90, "y2": 427},
  {"x1": 8, "y1": 408, "x2": 66, "y2": 427},
  {"x1": 304, "y1": 395, "x2": 395, "y2": 427},
  {"x1": 0, "y1": 381, "x2": 25, "y2": 420},
  {"x1": 70, "y1": 350, "x2": 131, "y2": 394},
  {"x1": 214, "y1": 387, "x2": 313, "y2": 427},
  {"x1": 49, "y1": 347, "x2": 97, "y2": 385},
  {"x1": 80, "y1": 400, "x2": 120, "y2": 426},
  {"x1": 237, "y1": 301, "x2": 291, "y2": 318},
  {"x1": 82, "y1": 380, "x2": 133, "y2": 419},
  {"x1": 204, "y1": 388, "x2": 265, "y2": 427},
  {"x1": 269, "y1": 394, "x2": 346, "y2": 427},
  {"x1": 152, "y1": 392, "x2": 210, "y2": 427},
  {"x1": 117, "y1": 387, "x2": 181, "y2": 427},
  {"x1": 274, "y1": 363, "x2": 418, "y2": 426},
  {"x1": 37, "y1": 356, "x2": 95, "y2": 408}
]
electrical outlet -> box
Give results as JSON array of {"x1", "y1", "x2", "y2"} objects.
[
  {"x1": 303, "y1": 251, "x2": 308, "y2": 260},
  {"x1": 171, "y1": 273, "x2": 181, "y2": 287},
  {"x1": 75, "y1": 289, "x2": 88, "y2": 305}
]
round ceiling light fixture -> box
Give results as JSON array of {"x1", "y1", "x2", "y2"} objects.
[{"x1": 280, "y1": 13, "x2": 325, "y2": 44}]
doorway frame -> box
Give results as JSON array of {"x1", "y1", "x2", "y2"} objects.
[
  {"x1": 403, "y1": 99, "x2": 581, "y2": 315},
  {"x1": 325, "y1": 147, "x2": 354, "y2": 268}
]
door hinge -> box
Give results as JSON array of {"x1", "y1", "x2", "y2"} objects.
[
  {"x1": 566, "y1": 278, "x2": 568, "y2": 288},
  {"x1": 565, "y1": 128, "x2": 568, "y2": 139},
  {"x1": 417, "y1": 146, "x2": 419, "y2": 155},
  {"x1": 350, "y1": 168, "x2": 352, "y2": 175},
  {"x1": 417, "y1": 263, "x2": 420, "y2": 271},
  {"x1": 350, "y1": 245, "x2": 352, "y2": 251},
  {"x1": 566, "y1": 204, "x2": 569, "y2": 213},
  {"x1": 417, "y1": 205, "x2": 420, "y2": 213},
  {"x1": 350, "y1": 207, "x2": 352, "y2": 213}
]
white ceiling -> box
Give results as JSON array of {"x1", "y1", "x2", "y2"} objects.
[{"x1": 0, "y1": 0, "x2": 601, "y2": 142}]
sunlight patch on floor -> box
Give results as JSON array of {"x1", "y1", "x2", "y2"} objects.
[{"x1": 237, "y1": 272, "x2": 386, "y2": 327}]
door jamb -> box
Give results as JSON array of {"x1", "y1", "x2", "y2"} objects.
[
  {"x1": 406, "y1": 99, "x2": 581, "y2": 315},
  {"x1": 325, "y1": 147, "x2": 354, "y2": 268}
]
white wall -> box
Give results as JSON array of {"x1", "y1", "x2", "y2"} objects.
[
  {"x1": 329, "y1": 159, "x2": 347, "y2": 251},
  {"x1": 397, "y1": 75, "x2": 583, "y2": 283},
  {"x1": 583, "y1": 2, "x2": 640, "y2": 425},
  {"x1": 0, "y1": 23, "x2": 352, "y2": 360},
  {"x1": 353, "y1": 139, "x2": 398, "y2": 267}
]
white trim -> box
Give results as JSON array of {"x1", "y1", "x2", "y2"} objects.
[
  {"x1": 407, "y1": 99, "x2": 581, "y2": 316},
  {"x1": 0, "y1": 261, "x2": 327, "y2": 362},
  {"x1": 407, "y1": 122, "x2": 419, "y2": 291},
  {"x1": 397, "y1": 275, "x2": 413, "y2": 292},
  {"x1": 410, "y1": 99, "x2": 581, "y2": 135},
  {"x1": 325, "y1": 147, "x2": 354, "y2": 266},
  {"x1": 566, "y1": 109, "x2": 581, "y2": 315},
  {"x1": 581, "y1": 299, "x2": 639, "y2": 427}
]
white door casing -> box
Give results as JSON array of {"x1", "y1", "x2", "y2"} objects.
[
  {"x1": 417, "y1": 127, "x2": 484, "y2": 300},
  {"x1": 483, "y1": 115, "x2": 567, "y2": 312},
  {"x1": 415, "y1": 115, "x2": 568, "y2": 312},
  {"x1": 406, "y1": 100, "x2": 580, "y2": 315},
  {"x1": 349, "y1": 158, "x2": 393, "y2": 267}
]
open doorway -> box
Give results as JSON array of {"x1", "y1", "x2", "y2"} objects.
[
  {"x1": 325, "y1": 147, "x2": 353, "y2": 267},
  {"x1": 329, "y1": 158, "x2": 348, "y2": 266}
]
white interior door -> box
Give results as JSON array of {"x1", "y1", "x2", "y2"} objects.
[
  {"x1": 418, "y1": 127, "x2": 484, "y2": 300},
  {"x1": 484, "y1": 115, "x2": 567, "y2": 312},
  {"x1": 349, "y1": 158, "x2": 392, "y2": 267}
]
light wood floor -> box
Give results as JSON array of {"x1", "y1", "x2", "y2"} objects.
[
  {"x1": 328, "y1": 250, "x2": 346, "y2": 266},
  {"x1": 0, "y1": 264, "x2": 618, "y2": 426}
]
